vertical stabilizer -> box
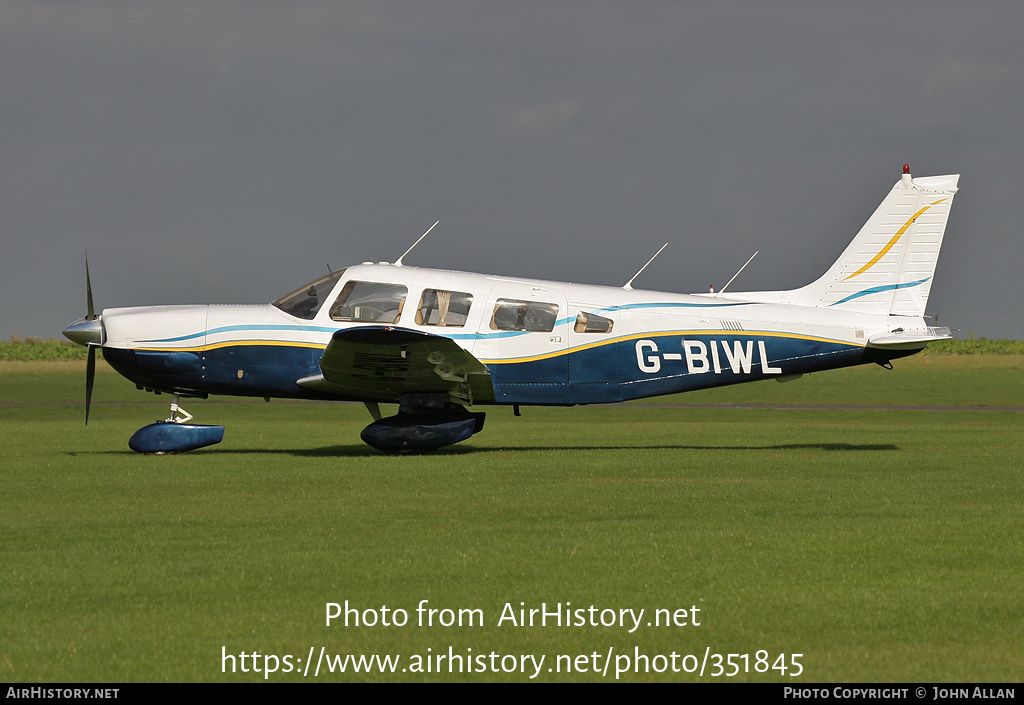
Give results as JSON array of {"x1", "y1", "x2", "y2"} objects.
[{"x1": 790, "y1": 168, "x2": 959, "y2": 316}]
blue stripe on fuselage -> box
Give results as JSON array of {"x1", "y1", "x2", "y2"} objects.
[
  {"x1": 488, "y1": 333, "x2": 884, "y2": 404},
  {"x1": 104, "y1": 345, "x2": 330, "y2": 399},
  {"x1": 108, "y1": 331, "x2": 914, "y2": 405}
]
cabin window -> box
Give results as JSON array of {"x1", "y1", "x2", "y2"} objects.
[
  {"x1": 329, "y1": 281, "x2": 408, "y2": 323},
  {"x1": 416, "y1": 289, "x2": 473, "y2": 327},
  {"x1": 272, "y1": 269, "x2": 346, "y2": 320},
  {"x1": 574, "y1": 311, "x2": 614, "y2": 334},
  {"x1": 490, "y1": 299, "x2": 559, "y2": 332}
]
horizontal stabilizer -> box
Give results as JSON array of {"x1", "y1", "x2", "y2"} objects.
[{"x1": 867, "y1": 326, "x2": 951, "y2": 347}]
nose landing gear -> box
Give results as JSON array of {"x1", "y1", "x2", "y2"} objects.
[{"x1": 128, "y1": 395, "x2": 225, "y2": 455}]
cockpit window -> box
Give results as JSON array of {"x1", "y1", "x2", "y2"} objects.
[
  {"x1": 272, "y1": 270, "x2": 346, "y2": 320},
  {"x1": 416, "y1": 289, "x2": 473, "y2": 327},
  {"x1": 490, "y1": 299, "x2": 559, "y2": 332},
  {"x1": 330, "y1": 281, "x2": 408, "y2": 323}
]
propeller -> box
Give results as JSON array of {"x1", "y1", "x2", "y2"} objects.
[
  {"x1": 86, "y1": 255, "x2": 96, "y2": 321},
  {"x1": 63, "y1": 253, "x2": 105, "y2": 425},
  {"x1": 85, "y1": 342, "x2": 96, "y2": 425},
  {"x1": 85, "y1": 255, "x2": 96, "y2": 425}
]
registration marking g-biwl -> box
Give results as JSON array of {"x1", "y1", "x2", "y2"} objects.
[{"x1": 636, "y1": 338, "x2": 783, "y2": 375}]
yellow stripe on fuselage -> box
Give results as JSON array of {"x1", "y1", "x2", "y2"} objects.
[
  {"x1": 132, "y1": 340, "x2": 328, "y2": 353},
  {"x1": 480, "y1": 330, "x2": 862, "y2": 365}
]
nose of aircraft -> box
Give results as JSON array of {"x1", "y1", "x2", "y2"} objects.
[
  {"x1": 63, "y1": 313, "x2": 105, "y2": 426},
  {"x1": 63, "y1": 316, "x2": 105, "y2": 347}
]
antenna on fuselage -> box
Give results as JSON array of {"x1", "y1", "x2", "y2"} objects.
[
  {"x1": 394, "y1": 220, "x2": 439, "y2": 267},
  {"x1": 622, "y1": 243, "x2": 668, "y2": 290},
  {"x1": 715, "y1": 251, "x2": 758, "y2": 297}
]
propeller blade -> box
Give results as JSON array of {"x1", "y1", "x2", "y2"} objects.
[
  {"x1": 85, "y1": 344, "x2": 96, "y2": 425},
  {"x1": 85, "y1": 252, "x2": 96, "y2": 321}
]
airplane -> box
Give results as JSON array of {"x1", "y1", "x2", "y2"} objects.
[{"x1": 63, "y1": 165, "x2": 958, "y2": 453}]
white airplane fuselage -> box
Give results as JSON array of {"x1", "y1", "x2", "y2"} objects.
[{"x1": 97, "y1": 263, "x2": 926, "y2": 407}]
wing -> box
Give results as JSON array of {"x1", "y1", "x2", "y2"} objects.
[{"x1": 296, "y1": 326, "x2": 494, "y2": 405}]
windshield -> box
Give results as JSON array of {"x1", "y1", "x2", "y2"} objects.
[{"x1": 272, "y1": 269, "x2": 346, "y2": 320}]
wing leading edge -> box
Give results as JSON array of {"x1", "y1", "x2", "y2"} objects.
[{"x1": 296, "y1": 326, "x2": 494, "y2": 405}]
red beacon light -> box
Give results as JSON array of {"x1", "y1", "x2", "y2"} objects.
[{"x1": 903, "y1": 164, "x2": 911, "y2": 174}]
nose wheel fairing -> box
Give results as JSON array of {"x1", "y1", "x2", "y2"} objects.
[
  {"x1": 128, "y1": 421, "x2": 225, "y2": 455},
  {"x1": 127, "y1": 395, "x2": 225, "y2": 454}
]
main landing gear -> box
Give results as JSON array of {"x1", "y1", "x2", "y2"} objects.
[
  {"x1": 128, "y1": 394, "x2": 225, "y2": 455},
  {"x1": 359, "y1": 393, "x2": 486, "y2": 452}
]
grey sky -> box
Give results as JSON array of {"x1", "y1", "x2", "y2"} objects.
[{"x1": 3, "y1": 1, "x2": 1022, "y2": 339}]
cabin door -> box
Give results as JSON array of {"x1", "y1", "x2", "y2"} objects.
[{"x1": 474, "y1": 286, "x2": 569, "y2": 401}]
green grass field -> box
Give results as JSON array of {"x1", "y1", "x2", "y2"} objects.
[{"x1": 1, "y1": 355, "x2": 1021, "y2": 682}]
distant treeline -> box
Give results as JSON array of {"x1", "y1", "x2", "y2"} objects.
[
  {"x1": 2, "y1": 335, "x2": 94, "y2": 361},
  {"x1": 3, "y1": 334, "x2": 1023, "y2": 361},
  {"x1": 923, "y1": 338, "x2": 1024, "y2": 355}
]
